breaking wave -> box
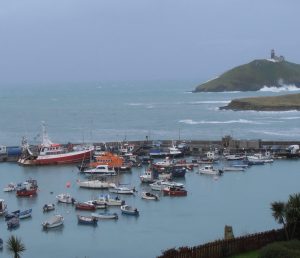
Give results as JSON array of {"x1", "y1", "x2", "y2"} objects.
[
  {"x1": 189, "y1": 100, "x2": 230, "y2": 104},
  {"x1": 179, "y1": 119, "x2": 266, "y2": 125},
  {"x1": 259, "y1": 85, "x2": 300, "y2": 92}
]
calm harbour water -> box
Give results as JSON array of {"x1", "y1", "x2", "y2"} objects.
[{"x1": 0, "y1": 81, "x2": 300, "y2": 258}]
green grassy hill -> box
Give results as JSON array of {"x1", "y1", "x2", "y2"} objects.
[
  {"x1": 194, "y1": 60, "x2": 300, "y2": 92},
  {"x1": 221, "y1": 93, "x2": 300, "y2": 111}
]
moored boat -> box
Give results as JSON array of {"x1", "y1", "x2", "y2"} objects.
[
  {"x1": 5, "y1": 210, "x2": 20, "y2": 221},
  {"x1": 18, "y1": 208, "x2": 32, "y2": 219},
  {"x1": 77, "y1": 179, "x2": 116, "y2": 189},
  {"x1": 83, "y1": 165, "x2": 117, "y2": 176},
  {"x1": 197, "y1": 165, "x2": 223, "y2": 175},
  {"x1": 7, "y1": 217, "x2": 20, "y2": 230},
  {"x1": 91, "y1": 212, "x2": 118, "y2": 220},
  {"x1": 163, "y1": 186, "x2": 187, "y2": 196},
  {"x1": 16, "y1": 179, "x2": 38, "y2": 197},
  {"x1": 77, "y1": 215, "x2": 97, "y2": 225},
  {"x1": 84, "y1": 200, "x2": 107, "y2": 209},
  {"x1": 18, "y1": 123, "x2": 93, "y2": 166},
  {"x1": 109, "y1": 186, "x2": 135, "y2": 195},
  {"x1": 141, "y1": 192, "x2": 159, "y2": 200},
  {"x1": 95, "y1": 195, "x2": 125, "y2": 206},
  {"x1": 3, "y1": 183, "x2": 16, "y2": 192},
  {"x1": 149, "y1": 180, "x2": 184, "y2": 191},
  {"x1": 75, "y1": 202, "x2": 96, "y2": 211},
  {"x1": 43, "y1": 203, "x2": 55, "y2": 212},
  {"x1": 42, "y1": 215, "x2": 64, "y2": 229},
  {"x1": 56, "y1": 193, "x2": 76, "y2": 204},
  {"x1": 121, "y1": 205, "x2": 139, "y2": 216}
]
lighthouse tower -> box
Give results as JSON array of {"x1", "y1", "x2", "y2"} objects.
[{"x1": 271, "y1": 49, "x2": 275, "y2": 59}]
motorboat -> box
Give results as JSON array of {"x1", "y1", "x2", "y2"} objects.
[
  {"x1": 121, "y1": 205, "x2": 139, "y2": 216},
  {"x1": 16, "y1": 179, "x2": 38, "y2": 197},
  {"x1": 77, "y1": 215, "x2": 97, "y2": 225},
  {"x1": 149, "y1": 180, "x2": 184, "y2": 191},
  {"x1": 43, "y1": 203, "x2": 55, "y2": 212},
  {"x1": 163, "y1": 186, "x2": 187, "y2": 196},
  {"x1": 109, "y1": 186, "x2": 135, "y2": 195},
  {"x1": 7, "y1": 217, "x2": 20, "y2": 230},
  {"x1": 84, "y1": 200, "x2": 107, "y2": 209},
  {"x1": 198, "y1": 165, "x2": 223, "y2": 175},
  {"x1": 91, "y1": 212, "x2": 118, "y2": 220},
  {"x1": 0, "y1": 199, "x2": 7, "y2": 215},
  {"x1": 18, "y1": 123, "x2": 93, "y2": 166},
  {"x1": 3, "y1": 183, "x2": 16, "y2": 192},
  {"x1": 18, "y1": 208, "x2": 32, "y2": 219},
  {"x1": 247, "y1": 153, "x2": 274, "y2": 163},
  {"x1": 42, "y1": 215, "x2": 64, "y2": 229},
  {"x1": 83, "y1": 165, "x2": 117, "y2": 176},
  {"x1": 95, "y1": 195, "x2": 125, "y2": 206},
  {"x1": 5, "y1": 210, "x2": 20, "y2": 221},
  {"x1": 77, "y1": 179, "x2": 116, "y2": 189},
  {"x1": 56, "y1": 193, "x2": 76, "y2": 204},
  {"x1": 75, "y1": 202, "x2": 96, "y2": 211},
  {"x1": 140, "y1": 168, "x2": 155, "y2": 183},
  {"x1": 141, "y1": 192, "x2": 159, "y2": 200}
]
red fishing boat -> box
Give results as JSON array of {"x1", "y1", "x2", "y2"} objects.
[
  {"x1": 16, "y1": 179, "x2": 38, "y2": 197},
  {"x1": 75, "y1": 202, "x2": 96, "y2": 211},
  {"x1": 162, "y1": 186, "x2": 187, "y2": 197},
  {"x1": 18, "y1": 122, "x2": 94, "y2": 166}
]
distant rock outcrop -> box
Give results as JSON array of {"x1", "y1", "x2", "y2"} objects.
[{"x1": 220, "y1": 93, "x2": 300, "y2": 111}]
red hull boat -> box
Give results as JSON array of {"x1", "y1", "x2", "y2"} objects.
[
  {"x1": 75, "y1": 203, "x2": 96, "y2": 211},
  {"x1": 18, "y1": 123, "x2": 93, "y2": 166},
  {"x1": 163, "y1": 186, "x2": 187, "y2": 196},
  {"x1": 16, "y1": 179, "x2": 38, "y2": 197}
]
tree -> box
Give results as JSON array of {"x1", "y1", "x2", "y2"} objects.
[
  {"x1": 6, "y1": 235, "x2": 26, "y2": 258},
  {"x1": 271, "y1": 193, "x2": 300, "y2": 240}
]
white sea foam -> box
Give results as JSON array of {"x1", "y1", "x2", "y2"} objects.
[
  {"x1": 259, "y1": 85, "x2": 300, "y2": 92},
  {"x1": 179, "y1": 119, "x2": 266, "y2": 125},
  {"x1": 280, "y1": 116, "x2": 300, "y2": 120}
]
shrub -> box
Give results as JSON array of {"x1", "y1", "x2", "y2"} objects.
[{"x1": 258, "y1": 240, "x2": 300, "y2": 258}]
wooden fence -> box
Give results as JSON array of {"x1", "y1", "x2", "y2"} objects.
[{"x1": 157, "y1": 229, "x2": 285, "y2": 258}]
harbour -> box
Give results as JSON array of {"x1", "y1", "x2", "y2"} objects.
[{"x1": 1, "y1": 81, "x2": 300, "y2": 257}]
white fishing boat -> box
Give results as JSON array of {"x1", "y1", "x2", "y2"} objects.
[
  {"x1": 77, "y1": 179, "x2": 116, "y2": 189},
  {"x1": 198, "y1": 165, "x2": 223, "y2": 175},
  {"x1": 3, "y1": 183, "x2": 16, "y2": 192},
  {"x1": 56, "y1": 193, "x2": 76, "y2": 204},
  {"x1": 149, "y1": 180, "x2": 184, "y2": 191},
  {"x1": 95, "y1": 195, "x2": 125, "y2": 206},
  {"x1": 120, "y1": 205, "x2": 139, "y2": 216},
  {"x1": 141, "y1": 192, "x2": 159, "y2": 200},
  {"x1": 43, "y1": 203, "x2": 55, "y2": 212},
  {"x1": 109, "y1": 186, "x2": 135, "y2": 195},
  {"x1": 91, "y1": 212, "x2": 118, "y2": 220},
  {"x1": 83, "y1": 165, "x2": 117, "y2": 176},
  {"x1": 42, "y1": 215, "x2": 64, "y2": 229},
  {"x1": 140, "y1": 168, "x2": 155, "y2": 183},
  {"x1": 247, "y1": 153, "x2": 274, "y2": 163},
  {"x1": 84, "y1": 200, "x2": 107, "y2": 209}
]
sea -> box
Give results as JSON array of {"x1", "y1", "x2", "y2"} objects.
[{"x1": 0, "y1": 81, "x2": 300, "y2": 258}]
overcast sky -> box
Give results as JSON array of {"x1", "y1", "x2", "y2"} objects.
[{"x1": 0, "y1": 0, "x2": 299, "y2": 84}]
